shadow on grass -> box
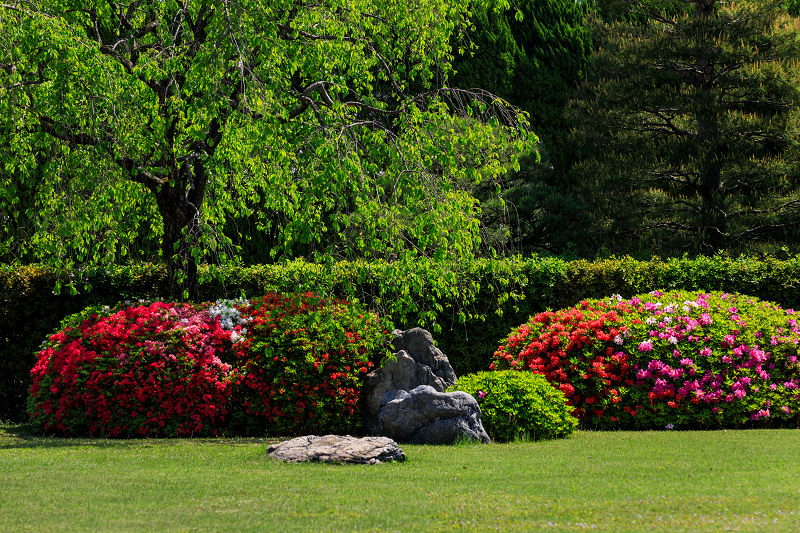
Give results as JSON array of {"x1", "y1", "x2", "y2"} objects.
[{"x1": 0, "y1": 422, "x2": 277, "y2": 450}]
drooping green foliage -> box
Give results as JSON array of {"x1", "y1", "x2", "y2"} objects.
[
  {"x1": 572, "y1": 0, "x2": 800, "y2": 256},
  {"x1": 450, "y1": 0, "x2": 593, "y2": 255},
  {"x1": 0, "y1": 0, "x2": 535, "y2": 299}
]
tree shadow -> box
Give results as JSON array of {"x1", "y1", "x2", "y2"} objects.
[{"x1": 0, "y1": 423, "x2": 275, "y2": 450}]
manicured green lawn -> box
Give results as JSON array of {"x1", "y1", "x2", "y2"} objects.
[{"x1": 1, "y1": 425, "x2": 799, "y2": 532}]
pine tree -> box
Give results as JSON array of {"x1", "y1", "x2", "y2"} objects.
[{"x1": 573, "y1": 0, "x2": 800, "y2": 256}]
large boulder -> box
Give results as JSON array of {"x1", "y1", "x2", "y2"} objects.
[
  {"x1": 362, "y1": 328, "x2": 457, "y2": 434},
  {"x1": 267, "y1": 435, "x2": 405, "y2": 465},
  {"x1": 380, "y1": 385, "x2": 491, "y2": 445}
]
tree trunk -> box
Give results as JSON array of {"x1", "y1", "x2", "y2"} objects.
[
  {"x1": 155, "y1": 161, "x2": 206, "y2": 301},
  {"x1": 693, "y1": 0, "x2": 724, "y2": 252}
]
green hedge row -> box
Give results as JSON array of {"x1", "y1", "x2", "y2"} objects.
[{"x1": 3, "y1": 254, "x2": 800, "y2": 422}]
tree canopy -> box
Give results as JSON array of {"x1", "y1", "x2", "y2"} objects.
[
  {"x1": 448, "y1": 0, "x2": 591, "y2": 255},
  {"x1": 572, "y1": 0, "x2": 800, "y2": 256},
  {"x1": 0, "y1": 0, "x2": 535, "y2": 298}
]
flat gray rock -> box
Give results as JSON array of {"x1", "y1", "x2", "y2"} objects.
[{"x1": 266, "y1": 435, "x2": 406, "y2": 465}]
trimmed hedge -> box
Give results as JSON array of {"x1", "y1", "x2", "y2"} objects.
[{"x1": 4, "y1": 254, "x2": 800, "y2": 422}]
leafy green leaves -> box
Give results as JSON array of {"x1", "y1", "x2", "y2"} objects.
[{"x1": 0, "y1": 0, "x2": 535, "y2": 299}]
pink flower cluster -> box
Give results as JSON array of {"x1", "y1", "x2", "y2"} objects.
[
  {"x1": 623, "y1": 291, "x2": 800, "y2": 428},
  {"x1": 494, "y1": 290, "x2": 800, "y2": 429}
]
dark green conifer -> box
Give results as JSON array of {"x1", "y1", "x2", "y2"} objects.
[
  {"x1": 450, "y1": 0, "x2": 593, "y2": 254},
  {"x1": 573, "y1": 0, "x2": 800, "y2": 255}
]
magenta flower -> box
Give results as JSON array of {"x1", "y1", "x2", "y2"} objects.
[
  {"x1": 478, "y1": 391, "x2": 486, "y2": 399},
  {"x1": 638, "y1": 341, "x2": 653, "y2": 352},
  {"x1": 750, "y1": 348, "x2": 768, "y2": 363}
]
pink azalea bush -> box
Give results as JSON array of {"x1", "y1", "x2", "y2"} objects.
[{"x1": 494, "y1": 291, "x2": 800, "y2": 429}]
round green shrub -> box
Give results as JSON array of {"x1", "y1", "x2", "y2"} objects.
[{"x1": 449, "y1": 370, "x2": 578, "y2": 442}]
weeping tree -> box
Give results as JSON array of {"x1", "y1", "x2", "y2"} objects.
[
  {"x1": 0, "y1": 0, "x2": 535, "y2": 299},
  {"x1": 572, "y1": 0, "x2": 800, "y2": 256}
]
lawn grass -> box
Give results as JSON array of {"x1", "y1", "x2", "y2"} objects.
[{"x1": 1, "y1": 424, "x2": 799, "y2": 532}]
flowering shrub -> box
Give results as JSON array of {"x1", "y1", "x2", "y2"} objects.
[
  {"x1": 493, "y1": 291, "x2": 800, "y2": 429},
  {"x1": 228, "y1": 293, "x2": 386, "y2": 436},
  {"x1": 28, "y1": 293, "x2": 387, "y2": 438},
  {"x1": 492, "y1": 299, "x2": 637, "y2": 425},
  {"x1": 28, "y1": 302, "x2": 233, "y2": 437},
  {"x1": 450, "y1": 371, "x2": 578, "y2": 442}
]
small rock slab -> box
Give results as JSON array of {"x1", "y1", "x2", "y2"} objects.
[{"x1": 266, "y1": 435, "x2": 406, "y2": 465}]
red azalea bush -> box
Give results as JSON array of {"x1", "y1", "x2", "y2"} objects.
[
  {"x1": 27, "y1": 302, "x2": 233, "y2": 437},
  {"x1": 28, "y1": 294, "x2": 388, "y2": 438},
  {"x1": 228, "y1": 293, "x2": 385, "y2": 436},
  {"x1": 492, "y1": 299, "x2": 637, "y2": 425},
  {"x1": 493, "y1": 291, "x2": 800, "y2": 429}
]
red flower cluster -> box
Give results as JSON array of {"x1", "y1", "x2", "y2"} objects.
[
  {"x1": 228, "y1": 293, "x2": 383, "y2": 436},
  {"x1": 28, "y1": 302, "x2": 232, "y2": 437},
  {"x1": 492, "y1": 300, "x2": 636, "y2": 426},
  {"x1": 28, "y1": 294, "x2": 387, "y2": 438}
]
